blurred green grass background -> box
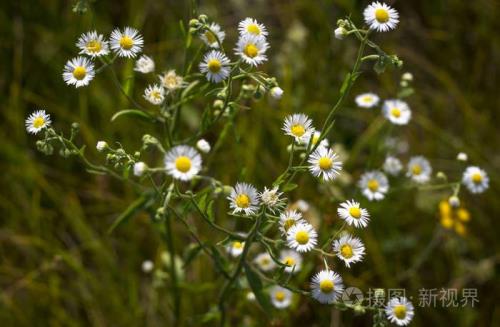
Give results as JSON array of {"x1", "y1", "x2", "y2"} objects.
[{"x1": 1, "y1": 0, "x2": 499, "y2": 326}]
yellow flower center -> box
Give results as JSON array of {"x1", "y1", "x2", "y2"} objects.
[
  {"x1": 312, "y1": 134, "x2": 320, "y2": 144},
  {"x1": 283, "y1": 219, "x2": 296, "y2": 231},
  {"x1": 375, "y1": 8, "x2": 390, "y2": 23},
  {"x1": 295, "y1": 231, "x2": 309, "y2": 245},
  {"x1": 457, "y1": 208, "x2": 470, "y2": 222},
  {"x1": 471, "y1": 173, "x2": 483, "y2": 183},
  {"x1": 72, "y1": 66, "x2": 87, "y2": 80},
  {"x1": 86, "y1": 40, "x2": 102, "y2": 53},
  {"x1": 363, "y1": 96, "x2": 373, "y2": 103},
  {"x1": 204, "y1": 31, "x2": 217, "y2": 44},
  {"x1": 391, "y1": 107, "x2": 401, "y2": 118},
  {"x1": 233, "y1": 241, "x2": 243, "y2": 249},
  {"x1": 275, "y1": 291, "x2": 285, "y2": 302},
  {"x1": 318, "y1": 157, "x2": 332, "y2": 170},
  {"x1": 283, "y1": 257, "x2": 295, "y2": 266},
  {"x1": 349, "y1": 207, "x2": 361, "y2": 218},
  {"x1": 393, "y1": 305, "x2": 407, "y2": 319},
  {"x1": 175, "y1": 156, "x2": 192, "y2": 173},
  {"x1": 33, "y1": 117, "x2": 45, "y2": 129},
  {"x1": 243, "y1": 43, "x2": 259, "y2": 58},
  {"x1": 412, "y1": 164, "x2": 422, "y2": 175},
  {"x1": 261, "y1": 257, "x2": 270, "y2": 265},
  {"x1": 291, "y1": 124, "x2": 305, "y2": 137},
  {"x1": 151, "y1": 91, "x2": 162, "y2": 100},
  {"x1": 340, "y1": 244, "x2": 354, "y2": 258},
  {"x1": 207, "y1": 59, "x2": 221, "y2": 73},
  {"x1": 247, "y1": 24, "x2": 261, "y2": 35},
  {"x1": 440, "y1": 216, "x2": 454, "y2": 229},
  {"x1": 235, "y1": 194, "x2": 250, "y2": 208},
  {"x1": 319, "y1": 279, "x2": 334, "y2": 293},
  {"x1": 367, "y1": 179, "x2": 379, "y2": 192},
  {"x1": 119, "y1": 36, "x2": 134, "y2": 50}
]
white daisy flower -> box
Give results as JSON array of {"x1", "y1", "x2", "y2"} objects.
[
  {"x1": 407, "y1": 156, "x2": 432, "y2": 184},
  {"x1": 382, "y1": 99, "x2": 412, "y2": 125},
  {"x1": 133, "y1": 162, "x2": 147, "y2": 177},
  {"x1": 143, "y1": 84, "x2": 165, "y2": 105},
  {"x1": 358, "y1": 171, "x2": 389, "y2": 201},
  {"x1": 337, "y1": 200, "x2": 370, "y2": 228},
  {"x1": 462, "y1": 166, "x2": 489, "y2": 194},
  {"x1": 227, "y1": 241, "x2": 245, "y2": 257},
  {"x1": 254, "y1": 252, "x2": 276, "y2": 272},
  {"x1": 25, "y1": 110, "x2": 51, "y2": 134},
  {"x1": 234, "y1": 34, "x2": 269, "y2": 67},
  {"x1": 134, "y1": 55, "x2": 155, "y2": 73},
  {"x1": 355, "y1": 93, "x2": 380, "y2": 108},
  {"x1": 301, "y1": 130, "x2": 329, "y2": 148},
  {"x1": 228, "y1": 182, "x2": 260, "y2": 215},
  {"x1": 76, "y1": 31, "x2": 109, "y2": 57},
  {"x1": 383, "y1": 156, "x2": 403, "y2": 176},
  {"x1": 62, "y1": 56, "x2": 95, "y2": 88},
  {"x1": 269, "y1": 286, "x2": 292, "y2": 309},
  {"x1": 333, "y1": 234, "x2": 365, "y2": 268},
  {"x1": 286, "y1": 222, "x2": 317, "y2": 253},
  {"x1": 109, "y1": 27, "x2": 144, "y2": 58},
  {"x1": 159, "y1": 70, "x2": 187, "y2": 93},
  {"x1": 279, "y1": 210, "x2": 304, "y2": 235},
  {"x1": 200, "y1": 23, "x2": 225, "y2": 48},
  {"x1": 279, "y1": 250, "x2": 302, "y2": 274},
  {"x1": 364, "y1": 2, "x2": 400, "y2": 32},
  {"x1": 199, "y1": 50, "x2": 230, "y2": 83},
  {"x1": 310, "y1": 270, "x2": 344, "y2": 304},
  {"x1": 259, "y1": 186, "x2": 285, "y2": 213},
  {"x1": 385, "y1": 297, "x2": 415, "y2": 326},
  {"x1": 164, "y1": 145, "x2": 202, "y2": 181},
  {"x1": 96, "y1": 141, "x2": 108, "y2": 152},
  {"x1": 308, "y1": 147, "x2": 342, "y2": 181},
  {"x1": 282, "y1": 113, "x2": 314, "y2": 143},
  {"x1": 270, "y1": 86, "x2": 283, "y2": 99},
  {"x1": 196, "y1": 139, "x2": 211, "y2": 153},
  {"x1": 238, "y1": 17, "x2": 268, "y2": 37}
]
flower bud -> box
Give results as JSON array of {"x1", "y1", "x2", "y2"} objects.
[
  {"x1": 196, "y1": 139, "x2": 211, "y2": 153},
  {"x1": 96, "y1": 141, "x2": 108, "y2": 152},
  {"x1": 448, "y1": 196, "x2": 460, "y2": 208},
  {"x1": 270, "y1": 86, "x2": 284, "y2": 99},
  {"x1": 334, "y1": 27, "x2": 347, "y2": 40},
  {"x1": 133, "y1": 162, "x2": 147, "y2": 177}
]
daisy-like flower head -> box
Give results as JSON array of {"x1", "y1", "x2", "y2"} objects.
[
  {"x1": 269, "y1": 286, "x2": 292, "y2": 309},
  {"x1": 199, "y1": 50, "x2": 231, "y2": 83},
  {"x1": 228, "y1": 182, "x2": 260, "y2": 215},
  {"x1": 159, "y1": 70, "x2": 187, "y2": 93},
  {"x1": 76, "y1": 31, "x2": 109, "y2": 57},
  {"x1": 109, "y1": 27, "x2": 144, "y2": 58},
  {"x1": 383, "y1": 156, "x2": 403, "y2": 176},
  {"x1": 462, "y1": 166, "x2": 489, "y2": 194},
  {"x1": 310, "y1": 270, "x2": 344, "y2": 304},
  {"x1": 333, "y1": 234, "x2": 366, "y2": 268},
  {"x1": 382, "y1": 99, "x2": 412, "y2": 125},
  {"x1": 282, "y1": 113, "x2": 314, "y2": 143},
  {"x1": 238, "y1": 18, "x2": 268, "y2": 37},
  {"x1": 308, "y1": 147, "x2": 343, "y2": 181},
  {"x1": 143, "y1": 84, "x2": 165, "y2": 105},
  {"x1": 234, "y1": 34, "x2": 269, "y2": 67},
  {"x1": 385, "y1": 297, "x2": 415, "y2": 326},
  {"x1": 337, "y1": 200, "x2": 370, "y2": 228},
  {"x1": 164, "y1": 145, "x2": 202, "y2": 181},
  {"x1": 62, "y1": 56, "x2": 95, "y2": 88},
  {"x1": 134, "y1": 55, "x2": 155, "y2": 73},
  {"x1": 25, "y1": 110, "x2": 51, "y2": 134},
  {"x1": 254, "y1": 252, "x2": 276, "y2": 272},
  {"x1": 407, "y1": 156, "x2": 432, "y2": 184},
  {"x1": 358, "y1": 170, "x2": 389, "y2": 201},
  {"x1": 279, "y1": 250, "x2": 302, "y2": 274},
  {"x1": 259, "y1": 186, "x2": 285, "y2": 213},
  {"x1": 286, "y1": 222, "x2": 317, "y2": 253},
  {"x1": 364, "y1": 2, "x2": 400, "y2": 32},
  {"x1": 300, "y1": 130, "x2": 329, "y2": 148},
  {"x1": 200, "y1": 23, "x2": 225, "y2": 48},
  {"x1": 355, "y1": 92, "x2": 380, "y2": 108},
  {"x1": 279, "y1": 210, "x2": 304, "y2": 235},
  {"x1": 227, "y1": 240, "x2": 245, "y2": 257}
]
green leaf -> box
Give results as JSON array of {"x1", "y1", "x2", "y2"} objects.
[
  {"x1": 339, "y1": 73, "x2": 351, "y2": 94},
  {"x1": 282, "y1": 183, "x2": 298, "y2": 192},
  {"x1": 107, "y1": 194, "x2": 149, "y2": 234},
  {"x1": 244, "y1": 263, "x2": 271, "y2": 315},
  {"x1": 111, "y1": 109, "x2": 153, "y2": 122}
]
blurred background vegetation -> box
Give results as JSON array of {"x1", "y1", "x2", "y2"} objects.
[{"x1": 1, "y1": 0, "x2": 499, "y2": 326}]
